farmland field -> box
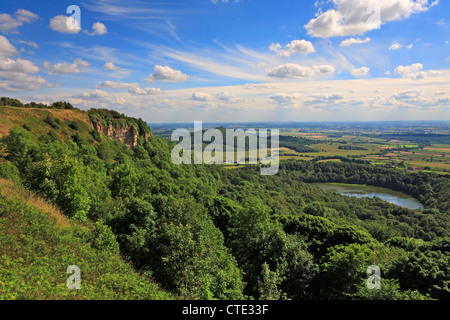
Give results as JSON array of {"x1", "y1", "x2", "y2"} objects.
[{"x1": 153, "y1": 121, "x2": 450, "y2": 174}]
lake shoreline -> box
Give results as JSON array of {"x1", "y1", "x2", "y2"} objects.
[{"x1": 313, "y1": 182, "x2": 424, "y2": 210}]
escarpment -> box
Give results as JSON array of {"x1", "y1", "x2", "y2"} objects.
[{"x1": 88, "y1": 108, "x2": 151, "y2": 149}]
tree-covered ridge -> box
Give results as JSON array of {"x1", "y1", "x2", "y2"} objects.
[
  {"x1": 0, "y1": 102, "x2": 448, "y2": 300},
  {"x1": 0, "y1": 96, "x2": 75, "y2": 110}
]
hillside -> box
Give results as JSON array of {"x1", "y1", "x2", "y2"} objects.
[
  {"x1": 0, "y1": 178, "x2": 174, "y2": 299},
  {"x1": 0, "y1": 104, "x2": 149, "y2": 149},
  {"x1": 0, "y1": 99, "x2": 448, "y2": 301}
]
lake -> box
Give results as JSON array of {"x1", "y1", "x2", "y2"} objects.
[{"x1": 313, "y1": 183, "x2": 423, "y2": 210}]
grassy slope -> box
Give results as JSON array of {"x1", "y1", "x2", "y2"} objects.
[
  {"x1": 0, "y1": 106, "x2": 94, "y2": 142},
  {"x1": 0, "y1": 178, "x2": 174, "y2": 300}
]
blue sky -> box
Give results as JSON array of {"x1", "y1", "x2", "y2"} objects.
[{"x1": 0, "y1": 0, "x2": 449, "y2": 122}]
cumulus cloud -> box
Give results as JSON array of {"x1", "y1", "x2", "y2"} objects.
[
  {"x1": 95, "y1": 80, "x2": 139, "y2": 90},
  {"x1": 305, "y1": 93, "x2": 345, "y2": 106},
  {"x1": 392, "y1": 62, "x2": 440, "y2": 79},
  {"x1": 313, "y1": 65, "x2": 335, "y2": 74},
  {"x1": 0, "y1": 9, "x2": 39, "y2": 34},
  {"x1": 0, "y1": 72, "x2": 47, "y2": 92},
  {"x1": 339, "y1": 37, "x2": 371, "y2": 47},
  {"x1": 394, "y1": 63, "x2": 423, "y2": 75},
  {"x1": 0, "y1": 57, "x2": 40, "y2": 73},
  {"x1": 268, "y1": 64, "x2": 314, "y2": 79},
  {"x1": 72, "y1": 89, "x2": 109, "y2": 100},
  {"x1": 43, "y1": 58, "x2": 90, "y2": 75},
  {"x1": 94, "y1": 80, "x2": 162, "y2": 95},
  {"x1": 128, "y1": 87, "x2": 163, "y2": 95},
  {"x1": 269, "y1": 93, "x2": 303, "y2": 106},
  {"x1": 271, "y1": 39, "x2": 315, "y2": 57},
  {"x1": 102, "y1": 62, "x2": 130, "y2": 77},
  {"x1": 145, "y1": 65, "x2": 188, "y2": 82},
  {"x1": 0, "y1": 35, "x2": 19, "y2": 58},
  {"x1": 216, "y1": 91, "x2": 240, "y2": 103},
  {"x1": 392, "y1": 90, "x2": 421, "y2": 100},
  {"x1": 192, "y1": 92, "x2": 213, "y2": 101},
  {"x1": 389, "y1": 42, "x2": 414, "y2": 50},
  {"x1": 389, "y1": 43, "x2": 403, "y2": 50},
  {"x1": 84, "y1": 22, "x2": 107, "y2": 36},
  {"x1": 103, "y1": 62, "x2": 121, "y2": 71},
  {"x1": 267, "y1": 63, "x2": 334, "y2": 79},
  {"x1": 49, "y1": 15, "x2": 81, "y2": 34},
  {"x1": 0, "y1": 35, "x2": 48, "y2": 92},
  {"x1": 351, "y1": 67, "x2": 370, "y2": 77},
  {"x1": 305, "y1": 0, "x2": 439, "y2": 38}
]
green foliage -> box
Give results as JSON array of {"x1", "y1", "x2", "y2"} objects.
[
  {"x1": 0, "y1": 162, "x2": 21, "y2": 183},
  {"x1": 0, "y1": 187, "x2": 172, "y2": 300},
  {"x1": 43, "y1": 114, "x2": 60, "y2": 130},
  {"x1": 1, "y1": 126, "x2": 40, "y2": 169},
  {"x1": 0, "y1": 102, "x2": 448, "y2": 300},
  {"x1": 0, "y1": 97, "x2": 75, "y2": 110},
  {"x1": 90, "y1": 219, "x2": 120, "y2": 255},
  {"x1": 257, "y1": 263, "x2": 284, "y2": 300},
  {"x1": 386, "y1": 248, "x2": 450, "y2": 299},
  {"x1": 353, "y1": 278, "x2": 433, "y2": 300},
  {"x1": 320, "y1": 243, "x2": 374, "y2": 298},
  {"x1": 110, "y1": 162, "x2": 138, "y2": 199}
]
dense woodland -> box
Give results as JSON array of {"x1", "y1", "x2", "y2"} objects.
[{"x1": 0, "y1": 105, "x2": 449, "y2": 300}]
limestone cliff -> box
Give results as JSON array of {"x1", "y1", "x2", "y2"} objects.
[
  {"x1": 92, "y1": 121, "x2": 138, "y2": 149},
  {"x1": 88, "y1": 108, "x2": 151, "y2": 149}
]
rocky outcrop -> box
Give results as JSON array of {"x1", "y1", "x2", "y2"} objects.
[{"x1": 92, "y1": 121, "x2": 146, "y2": 149}]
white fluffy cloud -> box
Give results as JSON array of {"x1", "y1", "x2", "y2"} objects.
[
  {"x1": 339, "y1": 37, "x2": 371, "y2": 47},
  {"x1": 95, "y1": 81, "x2": 139, "y2": 90},
  {"x1": 267, "y1": 63, "x2": 334, "y2": 79},
  {"x1": 103, "y1": 62, "x2": 121, "y2": 71},
  {"x1": 389, "y1": 43, "x2": 403, "y2": 50},
  {"x1": 271, "y1": 39, "x2": 315, "y2": 57},
  {"x1": 192, "y1": 92, "x2": 213, "y2": 101},
  {"x1": 94, "y1": 80, "x2": 162, "y2": 95},
  {"x1": 313, "y1": 65, "x2": 335, "y2": 74},
  {"x1": 0, "y1": 35, "x2": 48, "y2": 92},
  {"x1": 128, "y1": 87, "x2": 163, "y2": 95},
  {"x1": 305, "y1": 0, "x2": 439, "y2": 38},
  {"x1": 0, "y1": 9, "x2": 39, "y2": 34},
  {"x1": 72, "y1": 89, "x2": 109, "y2": 100},
  {"x1": 84, "y1": 22, "x2": 107, "y2": 36},
  {"x1": 49, "y1": 15, "x2": 81, "y2": 34},
  {"x1": 269, "y1": 93, "x2": 303, "y2": 106},
  {"x1": 394, "y1": 63, "x2": 423, "y2": 75},
  {"x1": 216, "y1": 91, "x2": 240, "y2": 103},
  {"x1": 43, "y1": 58, "x2": 90, "y2": 75},
  {"x1": 392, "y1": 63, "x2": 441, "y2": 80},
  {"x1": 0, "y1": 72, "x2": 47, "y2": 92},
  {"x1": 145, "y1": 65, "x2": 188, "y2": 82},
  {"x1": 103, "y1": 62, "x2": 130, "y2": 77},
  {"x1": 352, "y1": 67, "x2": 370, "y2": 77},
  {"x1": 389, "y1": 42, "x2": 414, "y2": 50},
  {"x1": 0, "y1": 35, "x2": 19, "y2": 58},
  {"x1": 0, "y1": 57, "x2": 40, "y2": 73},
  {"x1": 305, "y1": 93, "x2": 345, "y2": 105}
]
